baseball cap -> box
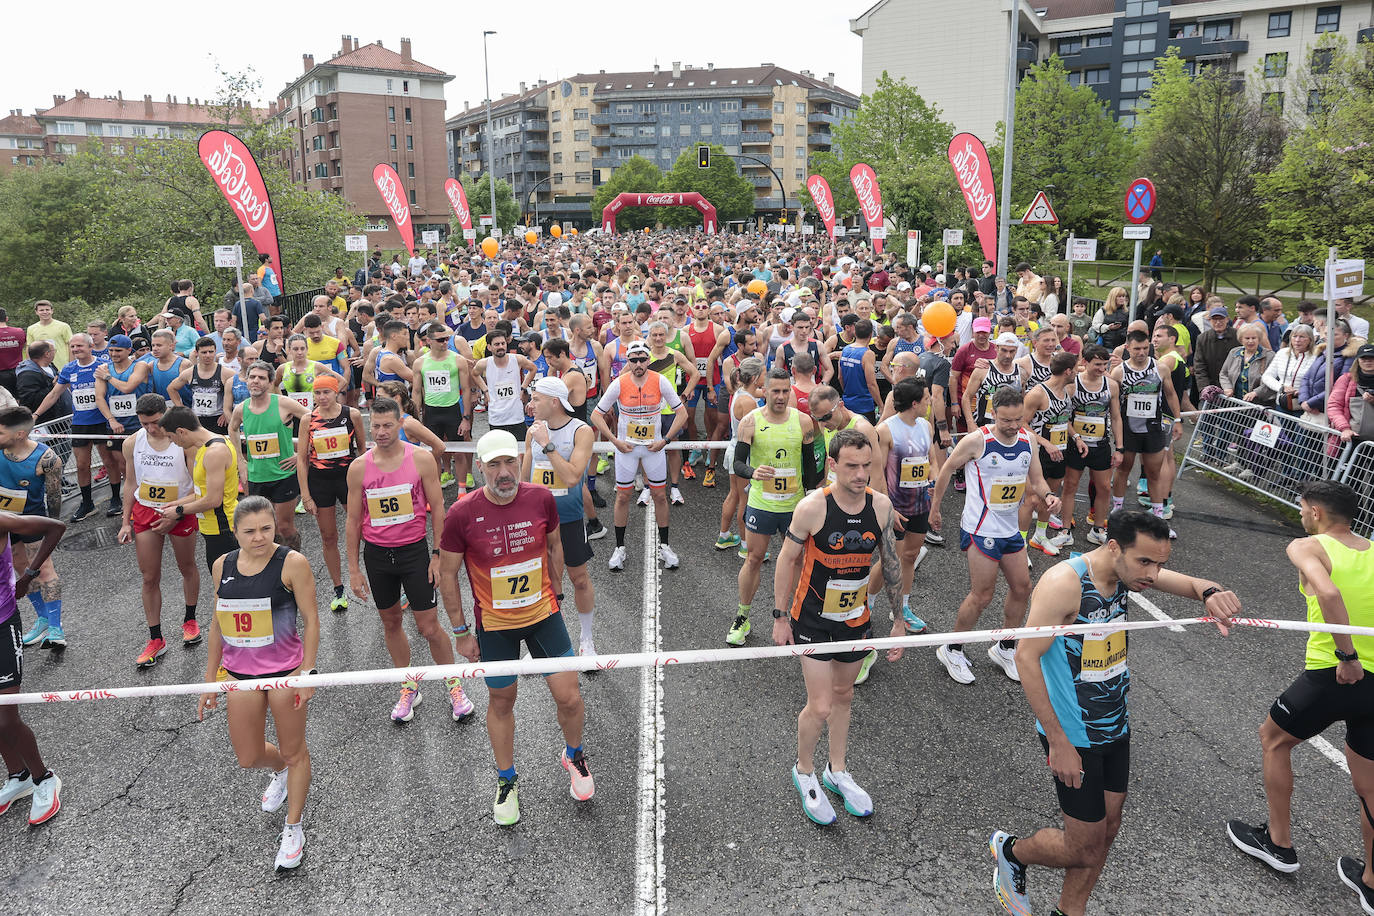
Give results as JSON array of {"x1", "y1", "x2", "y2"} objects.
[
  {"x1": 1358, "y1": 344, "x2": 1374, "y2": 359},
  {"x1": 994, "y1": 332, "x2": 1021, "y2": 347},
  {"x1": 475, "y1": 429, "x2": 520, "y2": 463},
  {"x1": 533, "y1": 376, "x2": 574, "y2": 413},
  {"x1": 779, "y1": 307, "x2": 797, "y2": 324},
  {"x1": 109, "y1": 334, "x2": 133, "y2": 349},
  {"x1": 972, "y1": 317, "x2": 993, "y2": 333},
  {"x1": 546, "y1": 292, "x2": 562, "y2": 308},
  {"x1": 1208, "y1": 306, "x2": 1229, "y2": 318},
  {"x1": 626, "y1": 341, "x2": 652, "y2": 359},
  {"x1": 896, "y1": 281, "x2": 912, "y2": 291}
]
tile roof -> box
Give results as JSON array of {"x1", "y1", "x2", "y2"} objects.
[
  {"x1": 38, "y1": 94, "x2": 265, "y2": 124},
  {"x1": 0, "y1": 113, "x2": 42, "y2": 136},
  {"x1": 322, "y1": 41, "x2": 449, "y2": 77}
]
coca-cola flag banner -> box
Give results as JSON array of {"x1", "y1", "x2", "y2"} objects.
[
  {"x1": 443, "y1": 178, "x2": 472, "y2": 230},
  {"x1": 197, "y1": 130, "x2": 283, "y2": 289},
  {"x1": 373, "y1": 163, "x2": 414, "y2": 256},
  {"x1": 947, "y1": 132, "x2": 998, "y2": 263},
  {"x1": 849, "y1": 163, "x2": 885, "y2": 254},
  {"x1": 806, "y1": 174, "x2": 837, "y2": 241}
]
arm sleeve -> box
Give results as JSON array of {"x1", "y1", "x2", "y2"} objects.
[
  {"x1": 732, "y1": 440, "x2": 754, "y2": 480},
  {"x1": 802, "y1": 437, "x2": 825, "y2": 489}
]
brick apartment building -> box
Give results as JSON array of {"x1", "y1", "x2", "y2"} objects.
[{"x1": 271, "y1": 36, "x2": 453, "y2": 252}]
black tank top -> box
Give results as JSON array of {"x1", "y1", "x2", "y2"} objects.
[
  {"x1": 790, "y1": 488, "x2": 881, "y2": 629},
  {"x1": 188, "y1": 362, "x2": 225, "y2": 418}
]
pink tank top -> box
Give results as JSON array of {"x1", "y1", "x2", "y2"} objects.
[{"x1": 361, "y1": 443, "x2": 428, "y2": 547}]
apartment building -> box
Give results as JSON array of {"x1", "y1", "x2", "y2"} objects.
[
  {"x1": 0, "y1": 111, "x2": 44, "y2": 172},
  {"x1": 851, "y1": 0, "x2": 1374, "y2": 135},
  {"x1": 446, "y1": 63, "x2": 859, "y2": 226},
  {"x1": 272, "y1": 36, "x2": 453, "y2": 250}
]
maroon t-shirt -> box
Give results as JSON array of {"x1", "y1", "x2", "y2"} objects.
[
  {"x1": 951, "y1": 339, "x2": 997, "y2": 394},
  {"x1": 0, "y1": 327, "x2": 26, "y2": 371}
]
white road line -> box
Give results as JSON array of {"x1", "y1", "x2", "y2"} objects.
[
  {"x1": 635, "y1": 503, "x2": 666, "y2": 916},
  {"x1": 1129, "y1": 593, "x2": 1187, "y2": 633}
]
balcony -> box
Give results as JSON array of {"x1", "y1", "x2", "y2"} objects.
[
  {"x1": 525, "y1": 160, "x2": 550, "y2": 174},
  {"x1": 738, "y1": 154, "x2": 771, "y2": 167},
  {"x1": 1168, "y1": 33, "x2": 1250, "y2": 58},
  {"x1": 524, "y1": 119, "x2": 549, "y2": 132},
  {"x1": 592, "y1": 157, "x2": 618, "y2": 169},
  {"x1": 745, "y1": 174, "x2": 773, "y2": 187},
  {"x1": 609, "y1": 134, "x2": 655, "y2": 147},
  {"x1": 326, "y1": 176, "x2": 343, "y2": 190},
  {"x1": 1017, "y1": 41, "x2": 1038, "y2": 64},
  {"x1": 590, "y1": 110, "x2": 656, "y2": 126},
  {"x1": 752, "y1": 197, "x2": 801, "y2": 210},
  {"x1": 807, "y1": 133, "x2": 832, "y2": 146},
  {"x1": 328, "y1": 147, "x2": 342, "y2": 161},
  {"x1": 590, "y1": 133, "x2": 611, "y2": 148},
  {"x1": 739, "y1": 130, "x2": 771, "y2": 144},
  {"x1": 524, "y1": 141, "x2": 549, "y2": 152},
  {"x1": 808, "y1": 110, "x2": 842, "y2": 125},
  {"x1": 739, "y1": 106, "x2": 770, "y2": 121}
]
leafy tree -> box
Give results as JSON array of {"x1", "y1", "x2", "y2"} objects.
[
  {"x1": 588, "y1": 155, "x2": 662, "y2": 231},
  {"x1": 796, "y1": 150, "x2": 858, "y2": 224},
  {"x1": 656, "y1": 145, "x2": 753, "y2": 228}
]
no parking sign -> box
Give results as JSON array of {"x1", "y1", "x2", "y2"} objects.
[{"x1": 1124, "y1": 178, "x2": 1156, "y2": 225}]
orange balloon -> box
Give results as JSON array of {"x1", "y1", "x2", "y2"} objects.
[
  {"x1": 643, "y1": 227, "x2": 650, "y2": 234},
  {"x1": 922, "y1": 301, "x2": 957, "y2": 338},
  {"x1": 551, "y1": 225, "x2": 563, "y2": 238},
  {"x1": 524, "y1": 230, "x2": 537, "y2": 245},
  {"x1": 746, "y1": 279, "x2": 768, "y2": 296},
  {"x1": 570, "y1": 227, "x2": 579, "y2": 235},
  {"x1": 481, "y1": 237, "x2": 498, "y2": 259}
]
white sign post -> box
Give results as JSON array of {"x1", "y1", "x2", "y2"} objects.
[
  {"x1": 941, "y1": 228, "x2": 962, "y2": 281},
  {"x1": 213, "y1": 245, "x2": 251, "y2": 341},
  {"x1": 421, "y1": 230, "x2": 440, "y2": 249},
  {"x1": 1066, "y1": 235, "x2": 1098, "y2": 306},
  {"x1": 346, "y1": 234, "x2": 368, "y2": 282},
  {"x1": 905, "y1": 229, "x2": 919, "y2": 270},
  {"x1": 1324, "y1": 250, "x2": 1364, "y2": 439},
  {"x1": 462, "y1": 228, "x2": 477, "y2": 241}
]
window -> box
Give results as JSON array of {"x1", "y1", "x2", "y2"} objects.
[
  {"x1": 721, "y1": 123, "x2": 738, "y2": 135},
  {"x1": 132, "y1": 126, "x2": 147, "y2": 137},
  {"x1": 795, "y1": 146, "x2": 804, "y2": 158},
  {"x1": 409, "y1": 189, "x2": 416, "y2": 204},
  {"x1": 615, "y1": 103, "x2": 634, "y2": 114},
  {"x1": 774, "y1": 145, "x2": 784, "y2": 157},
  {"x1": 637, "y1": 125, "x2": 655, "y2": 137},
  {"x1": 386, "y1": 79, "x2": 393, "y2": 92},
  {"x1": 574, "y1": 150, "x2": 589, "y2": 162},
  {"x1": 406, "y1": 135, "x2": 413, "y2": 150},
  {"x1": 328, "y1": 103, "x2": 337, "y2": 120},
  {"x1": 1316, "y1": 6, "x2": 1340, "y2": 32},
  {"x1": 773, "y1": 101, "x2": 784, "y2": 113},
  {"x1": 388, "y1": 106, "x2": 395, "y2": 122},
  {"x1": 389, "y1": 134, "x2": 397, "y2": 150},
  {"x1": 57, "y1": 143, "x2": 76, "y2": 155},
  {"x1": 56, "y1": 122, "x2": 77, "y2": 135},
  {"x1": 796, "y1": 102, "x2": 805, "y2": 114},
  {"x1": 552, "y1": 131, "x2": 562, "y2": 142},
  {"x1": 329, "y1": 132, "x2": 339, "y2": 147},
  {"x1": 552, "y1": 110, "x2": 562, "y2": 122},
  {"x1": 573, "y1": 109, "x2": 588, "y2": 120},
  {"x1": 313, "y1": 163, "x2": 328, "y2": 178},
  {"x1": 1058, "y1": 37, "x2": 1082, "y2": 54},
  {"x1": 1121, "y1": 75, "x2": 1153, "y2": 92},
  {"x1": 579, "y1": 86, "x2": 588, "y2": 96},
  {"x1": 1119, "y1": 114, "x2": 1137, "y2": 128},
  {"x1": 407, "y1": 163, "x2": 415, "y2": 178},
  {"x1": 1202, "y1": 20, "x2": 1234, "y2": 41},
  {"x1": 107, "y1": 125, "x2": 122, "y2": 137},
  {"x1": 110, "y1": 145, "x2": 123, "y2": 155},
  {"x1": 677, "y1": 102, "x2": 690, "y2": 113},
  {"x1": 1123, "y1": 38, "x2": 1156, "y2": 54},
  {"x1": 615, "y1": 147, "x2": 634, "y2": 159},
  {"x1": 575, "y1": 171, "x2": 591, "y2": 183},
  {"x1": 1312, "y1": 48, "x2": 1335, "y2": 74},
  {"x1": 679, "y1": 124, "x2": 691, "y2": 136},
  {"x1": 660, "y1": 148, "x2": 672, "y2": 159},
  {"x1": 1307, "y1": 89, "x2": 1326, "y2": 114},
  {"x1": 721, "y1": 100, "x2": 739, "y2": 112},
  {"x1": 1124, "y1": 21, "x2": 1156, "y2": 37},
  {"x1": 1268, "y1": 11, "x2": 1291, "y2": 37},
  {"x1": 1264, "y1": 52, "x2": 1288, "y2": 78},
  {"x1": 1124, "y1": 0, "x2": 1157, "y2": 13},
  {"x1": 334, "y1": 163, "x2": 343, "y2": 176},
  {"x1": 402, "y1": 80, "x2": 409, "y2": 93},
  {"x1": 392, "y1": 161, "x2": 398, "y2": 173},
  {"x1": 700, "y1": 124, "x2": 712, "y2": 136},
  {"x1": 1069, "y1": 68, "x2": 1111, "y2": 86},
  {"x1": 660, "y1": 125, "x2": 672, "y2": 137},
  {"x1": 795, "y1": 124, "x2": 806, "y2": 137},
  {"x1": 312, "y1": 135, "x2": 324, "y2": 151},
  {"x1": 404, "y1": 107, "x2": 411, "y2": 122},
  {"x1": 88, "y1": 124, "x2": 102, "y2": 137},
  {"x1": 699, "y1": 101, "x2": 714, "y2": 112},
  {"x1": 1262, "y1": 92, "x2": 1285, "y2": 114},
  {"x1": 575, "y1": 129, "x2": 589, "y2": 142},
  {"x1": 553, "y1": 151, "x2": 563, "y2": 163},
  {"x1": 795, "y1": 168, "x2": 805, "y2": 180}
]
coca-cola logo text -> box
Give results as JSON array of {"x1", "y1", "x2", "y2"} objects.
[
  {"x1": 375, "y1": 169, "x2": 410, "y2": 226},
  {"x1": 808, "y1": 176, "x2": 835, "y2": 223},
  {"x1": 851, "y1": 166, "x2": 882, "y2": 226},
  {"x1": 644, "y1": 194, "x2": 680, "y2": 205},
  {"x1": 205, "y1": 139, "x2": 272, "y2": 232},
  {"x1": 445, "y1": 182, "x2": 470, "y2": 226},
  {"x1": 951, "y1": 140, "x2": 995, "y2": 221}
]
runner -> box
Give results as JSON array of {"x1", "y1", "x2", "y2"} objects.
[
  {"x1": 1021, "y1": 351, "x2": 1080, "y2": 557},
  {"x1": 727, "y1": 367, "x2": 822, "y2": 646},
  {"x1": 771, "y1": 427, "x2": 907, "y2": 826},
  {"x1": 990, "y1": 510, "x2": 1237, "y2": 916},
  {"x1": 1110, "y1": 330, "x2": 1183, "y2": 537},
  {"x1": 1227, "y1": 481, "x2": 1374, "y2": 910},
  {"x1": 33, "y1": 332, "x2": 122, "y2": 521},
  {"x1": 715, "y1": 357, "x2": 765, "y2": 554},
  {"x1": 156, "y1": 406, "x2": 239, "y2": 581},
  {"x1": 94, "y1": 335, "x2": 151, "y2": 446},
  {"x1": 473, "y1": 328, "x2": 536, "y2": 440},
  {"x1": 344, "y1": 397, "x2": 474, "y2": 723},
  {"x1": 589, "y1": 340, "x2": 686, "y2": 572},
  {"x1": 298, "y1": 376, "x2": 364, "y2": 613},
  {"x1": 837, "y1": 318, "x2": 883, "y2": 425},
  {"x1": 440, "y1": 429, "x2": 593, "y2": 826},
  {"x1": 412, "y1": 322, "x2": 471, "y2": 490},
  {"x1": 196, "y1": 496, "x2": 319, "y2": 872},
  {"x1": 0, "y1": 509, "x2": 66, "y2": 825},
  {"x1": 1060, "y1": 346, "x2": 1123, "y2": 547},
  {"x1": 523, "y1": 377, "x2": 599, "y2": 656},
  {"x1": 168, "y1": 337, "x2": 235, "y2": 437},
  {"x1": 276, "y1": 334, "x2": 344, "y2": 414},
  {"x1": 539, "y1": 338, "x2": 604, "y2": 540},
  {"x1": 643, "y1": 320, "x2": 699, "y2": 506},
  {"x1": 960, "y1": 333, "x2": 1028, "y2": 429},
  {"x1": 1017, "y1": 327, "x2": 1058, "y2": 388},
  {"x1": 684, "y1": 299, "x2": 723, "y2": 482},
  {"x1": 142, "y1": 330, "x2": 186, "y2": 399},
  {"x1": 928, "y1": 386, "x2": 1059, "y2": 684},
  {"x1": 118, "y1": 395, "x2": 201, "y2": 667},
  {"x1": 0, "y1": 408, "x2": 66, "y2": 650},
  {"x1": 229, "y1": 363, "x2": 309, "y2": 553}
]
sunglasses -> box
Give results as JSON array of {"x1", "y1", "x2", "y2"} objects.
[
  {"x1": 628, "y1": 356, "x2": 649, "y2": 364},
  {"x1": 811, "y1": 409, "x2": 835, "y2": 424}
]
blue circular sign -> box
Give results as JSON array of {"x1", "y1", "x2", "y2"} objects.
[{"x1": 1124, "y1": 178, "x2": 1156, "y2": 224}]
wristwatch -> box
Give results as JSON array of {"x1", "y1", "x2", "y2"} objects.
[
  {"x1": 543, "y1": 442, "x2": 557, "y2": 454},
  {"x1": 1336, "y1": 648, "x2": 1360, "y2": 663},
  {"x1": 772, "y1": 608, "x2": 788, "y2": 619},
  {"x1": 1201, "y1": 586, "x2": 1223, "y2": 601},
  {"x1": 175, "y1": 505, "x2": 185, "y2": 517},
  {"x1": 303, "y1": 668, "x2": 319, "y2": 676}
]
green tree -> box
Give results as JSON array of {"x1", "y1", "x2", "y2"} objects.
[
  {"x1": 454, "y1": 173, "x2": 520, "y2": 237},
  {"x1": 656, "y1": 145, "x2": 753, "y2": 228},
  {"x1": 1134, "y1": 49, "x2": 1285, "y2": 289},
  {"x1": 588, "y1": 155, "x2": 662, "y2": 231}
]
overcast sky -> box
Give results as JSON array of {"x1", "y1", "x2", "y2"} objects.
[{"x1": 14, "y1": 0, "x2": 867, "y2": 118}]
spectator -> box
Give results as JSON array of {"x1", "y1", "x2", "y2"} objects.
[
  {"x1": 0, "y1": 309, "x2": 27, "y2": 396},
  {"x1": 1013, "y1": 262, "x2": 1043, "y2": 303},
  {"x1": 16, "y1": 341, "x2": 70, "y2": 422},
  {"x1": 1149, "y1": 249, "x2": 1164, "y2": 281},
  {"x1": 1328, "y1": 344, "x2": 1374, "y2": 444},
  {"x1": 26, "y1": 300, "x2": 73, "y2": 367},
  {"x1": 249, "y1": 273, "x2": 274, "y2": 311},
  {"x1": 1257, "y1": 297, "x2": 1287, "y2": 352},
  {"x1": 1334, "y1": 297, "x2": 1369, "y2": 340},
  {"x1": 227, "y1": 284, "x2": 264, "y2": 341},
  {"x1": 1184, "y1": 286, "x2": 1210, "y2": 332},
  {"x1": 1194, "y1": 306, "x2": 1240, "y2": 392},
  {"x1": 164, "y1": 279, "x2": 203, "y2": 330},
  {"x1": 1135, "y1": 268, "x2": 1153, "y2": 309},
  {"x1": 1300, "y1": 320, "x2": 1362, "y2": 418},
  {"x1": 163, "y1": 311, "x2": 200, "y2": 356},
  {"x1": 1067, "y1": 297, "x2": 1093, "y2": 340},
  {"x1": 1233, "y1": 296, "x2": 1269, "y2": 350},
  {"x1": 1261, "y1": 323, "x2": 1316, "y2": 414},
  {"x1": 1158, "y1": 304, "x2": 1192, "y2": 357},
  {"x1": 1092, "y1": 287, "x2": 1130, "y2": 350},
  {"x1": 978, "y1": 259, "x2": 997, "y2": 296},
  {"x1": 113, "y1": 306, "x2": 141, "y2": 338},
  {"x1": 1041, "y1": 275, "x2": 1064, "y2": 317},
  {"x1": 1219, "y1": 326, "x2": 1273, "y2": 402},
  {"x1": 256, "y1": 253, "x2": 281, "y2": 297}
]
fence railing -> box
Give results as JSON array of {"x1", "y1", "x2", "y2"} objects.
[
  {"x1": 274, "y1": 286, "x2": 326, "y2": 327},
  {"x1": 1049, "y1": 261, "x2": 1372, "y2": 305},
  {"x1": 1343, "y1": 440, "x2": 1374, "y2": 540}
]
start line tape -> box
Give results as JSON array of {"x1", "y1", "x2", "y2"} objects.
[{"x1": 2, "y1": 615, "x2": 1365, "y2": 706}]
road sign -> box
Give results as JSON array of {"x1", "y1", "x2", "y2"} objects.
[
  {"x1": 1124, "y1": 178, "x2": 1156, "y2": 225},
  {"x1": 1069, "y1": 238, "x2": 1098, "y2": 261},
  {"x1": 480, "y1": 215, "x2": 493, "y2": 227},
  {"x1": 942, "y1": 228, "x2": 964, "y2": 247},
  {"x1": 905, "y1": 229, "x2": 918, "y2": 266},
  {"x1": 1123, "y1": 225, "x2": 1152, "y2": 240},
  {"x1": 869, "y1": 226, "x2": 886, "y2": 240},
  {"x1": 462, "y1": 228, "x2": 477, "y2": 241},
  {"x1": 1325, "y1": 258, "x2": 1366, "y2": 298},
  {"x1": 364, "y1": 221, "x2": 388, "y2": 232},
  {"x1": 213, "y1": 245, "x2": 241, "y2": 268},
  {"x1": 345, "y1": 235, "x2": 368, "y2": 252},
  {"x1": 1021, "y1": 190, "x2": 1059, "y2": 226},
  {"x1": 1251, "y1": 418, "x2": 1281, "y2": 449},
  {"x1": 421, "y1": 230, "x2": 440, "y2": 245},
  {"x1": 491, "y1": 227, "x2": 503, "y2": 239}
]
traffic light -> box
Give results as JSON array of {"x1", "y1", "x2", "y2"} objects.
[{"x1": 697, "y1": 146, "x2": 710, "y2": 169}]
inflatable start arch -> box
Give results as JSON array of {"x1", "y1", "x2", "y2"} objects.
[{"x1": 601, "y1": 192, "x2": 717, "y2": 234}]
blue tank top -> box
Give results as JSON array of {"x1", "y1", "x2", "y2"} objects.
[
  {"x1": 0, "y1": 441, "x2": 51, "y2": 519},
  {"x1": 892, "y1": 337, "x2": 924, "y2": 359},
  {"x1": 145, "y1": 355, "x2": 185, "y2": 399},
  {"x1": 107, "y1": 361, "x2": 150, "y2": 423},
  {"x1": 839, "y1": 344, "x2": 874, "y2": 413},
  {"x1": 1038, "y1": 555, "x2": 1131, "y2": 748},
  {"x1": 375, "y1": 348, "x2": 401, "y2": 384}
]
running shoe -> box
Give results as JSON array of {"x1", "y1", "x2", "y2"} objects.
[
  {"x1": 688, "y1": 449, "x2": 702, "y2": 466},
  {"x1": 42, "y1": 624, "x2": 66, "y2": 650},
  {"x1": 135, "y1": 637, "x2": 168, "y2": 669},
  {"x1": 989, "y1": 830, "x2": 1030, "y2": 915},
  {"x1": 561, "y1": 748, "x2": 595, "y2": 801},
  {"x1": 586, "y1": 518, "x2": 607, "y2": 541},
  {"x1": 608, "y1": 546, "x2": 627, "y2": 571},
  {"x1": 105, "y1": 497, "x2": 122, "y2": 518},
  {"x1": 726, "y1": 614, "x2": 751, "y2": 646},
  {"x1": 1226, "y1": 820, "x2": 1299, "y2": 873},
  {"x1": 681, "y1": 464, "x2": 696, "y2": 481},
  {"x1": 1163, "y1": 498, "x2": 1175, "y2": 520},
  {"x1": 987, "y1": 644, "x2": 1021, "y2": 682},
  {"x1": 440, "y1": 471, "x2": 456, "y2": 488},
  {"x1": 936, "y1": 645, "x2": 975, "y2": 684},
  {"x1": 791, "y1": 766, "x2": 836, "y2": 826},
  {"x1": 261, "y1": 768, "x2": 289, "y2": 813},
  {"x1": 637, "y1": 489, "x2": 650, "y2": 507},
  {"x1": 0, "y1": 772, "x2": 34, "y2": 815},
  {"x1": 20, "y1": 618, "x2": 47, "y2": 647},
  {"x1": 1048, "y1": 513, "x2": 1064, "y2": 530},
  {"x1": 182, "y1": 619, "x2": 202, "y2": 646},
  {"x1": 737, "y1": 546, "x2": 770, "y2": 562},
  {"x1": 27, "y1": 773, "x2": 60, "y2": 825},
  {"x1": 924, "y1": 529, "x2": 945, "y2": 546},
  {"x1": 1238, "y1": 468, "x2": 1256, "y2": 481},
  {"x1": 660, "y1": 544, "x2": 680, "y2": 569},
  {"x1": 596, "y1": 455, "x2": 611, "y2": 474},
  {"x1": 1050, "y1": 529, "x2": 1075, "y2": 549},
  {"x1": 669, "y1": 486, "x2": 685, "y2": 505},
  {"x1": 391, "y1": 685, "x2": 422, "y2": 723},
  {"x1": 69, "y1": 502, "x2": 96, "y2": 523},
  {"x1": 902, "y1": 605, "x2": 928, "y2": 633},
  {"x1": 474, "y1": 402, "x2": 486, "y2": 413},
  {"x1": 914, "y1": 545, "x2": 929, "y2": 568},
  {"x1": 274, "y1": 823, "x2": 305, "y2": 871},
  {"x1": 822, "y1": 765, "x2": 873, "y2": 817},
  {"x1": 1086, "y1": 511, "x2": 1099, "y2": 528},
  {"x1": 579, "y1": 639, "x2": 597, "y2": 658},
  {"x1": 590, "y1": 489, "x2": 607, "y2": 509},
  {"x1": 953, "y1": 478, "x2": 966, "y2": 492},
  {"x1": 493, "y1": 777, "x2": 520, "y2": 826},
  {"x1": 95, "y1": 467, "x2": 108, "y2": 483},
  {"x1": 1337, "y1": 856, "x2": 1374, "y2": 915},
  {"x1": 1086, "y1": 527, "x2": 1108, "y2": 546},
  {"x1": 853, "y1": 649, "x2": 878, "y2": 685},
  {"x1": 295, "y1": 500, "x2": 306, "y2": 515},
  {"x1": 702, "y1": 468, "x2": 716, "y2": 488},
  {"x1": 1029, "y1": 531, "x2": 1060, "y2": 556},
  {"x1": 1222, "y1": 461, "x2": 1243, "y2": 474},
  {"x1": 465, "y1": 474, "x2": 476, "y2": 489},
  {"x1": 714, "y1": 532, "x2": 741, "y2": 550},
  {"x1": 330, "y1": 594, "x2": 349, "y2": 613},
  {"x1": 448, "y1": 680, "x2": 475, "y2": 721}
]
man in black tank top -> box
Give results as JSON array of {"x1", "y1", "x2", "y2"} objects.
[{"x1": 168, "y1": 338, "x2": 235, "y2": 436}]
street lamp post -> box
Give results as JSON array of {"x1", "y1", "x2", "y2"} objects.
[
  {"x1": 483, "y1": 30, "x2": 498, "y2": 237},
  {"x1": 996, "y1": 2, "x2": 1019, "y2": 277},
  {"x1": 724, "y1": 153, "x2": 787, "y2": 230},
  {"x1": 526, "y1": 176, "x2": 552, "y2": 228}
]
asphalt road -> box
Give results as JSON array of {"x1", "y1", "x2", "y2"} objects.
[{"x1": 0, "y1": 450, "x2": 1365, "y2": 915}]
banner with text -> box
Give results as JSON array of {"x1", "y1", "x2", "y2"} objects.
[
  {"x1": 947, "y1": 132, "x2": 997, "y2": 263},
  {"x1": 443, "y1": 177, "x2": 472, "y2": 232},
  {"x1": 849, "y1": 163, "x2": 884, "y2": 255},
  {"x1": 373, "y1": 163, "x2": 414, "y2": 256},
  {"x1": 806, "y1": 174, "x2": 837, "y2": 241},
  {"x1": 197, "y1": 130, "x2": 283, "y2": 290}
]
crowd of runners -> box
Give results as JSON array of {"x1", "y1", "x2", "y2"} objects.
[{"x1": 0, "y1": 232, "x2": 1370, "y2": 916}]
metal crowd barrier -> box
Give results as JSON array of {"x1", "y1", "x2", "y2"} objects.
[{"x1": 1341, "y1": 440, "x2": 1374, "y2": 539}]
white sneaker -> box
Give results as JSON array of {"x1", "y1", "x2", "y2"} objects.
[
  {"x1": 0, "y1": 773, "x2": 34, "y2": 816},
  {"x1": 660, "y1": 544, "x2": 680, "y2": 569},
  {"x1": 1050, "y1": 529, "x2": 1075, "y2": 548},
  {"x1": 1048, "y1": 514, "x2": 1064, "y2": 529},
  {"x1": 987, "y1": 644, "x2": 1021, "y2": 682},
  {"x1": 1029, "y1": 531, "x2": 1060, "y2": 556},
  {"x1": 579, "y1": 639, "x2": 597, "y2": 657},
  {"x1": 261, "y1": 768, "x2": 289, "y2": 813},
  {"x1": 669, "y1": 486, "x2": 685, "y2": 506},
  {"x1": 27, "y1": 773, "x2": 60, "y2": 825},
  {"x1": 1086, "y1": 526, "x2": 1108, "y2": 545},
  {"x1": 608, "y1": 546, "x2": 627, "y2": 570},
  {"x1": 936, "y1": 645, "x2": 975, "y2": 684},
  {"x1": 637, "y1": 489, "x2": 650, "y2": 507},
  {"x1": 822, "y1": 765, "x2": 874, "y2": 817},
  {"x1": 792, "y1": 766, "x2": 837, "y2": 826},
  {"x1": 914, "y1": 545, "x2": 929, "y2": 568},
  {"x1": 274, "y1": 822, "x2": 305, "y2": 871}
]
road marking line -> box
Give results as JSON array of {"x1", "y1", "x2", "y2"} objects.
[
  {"x1": 635, "y1": 503, "x2": 666, "y2": 915},
  {"x1": 1129, "y1": 593, "x2": 1187, "y2": 633}
]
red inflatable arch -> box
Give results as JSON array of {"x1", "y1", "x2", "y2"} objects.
[{"x1": 601, "y1": 192, "x2": 717, "y2": 234}]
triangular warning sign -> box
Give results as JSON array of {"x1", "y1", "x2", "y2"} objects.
[{"x1": 1021, "y1": 190, "x2": 1059, "y2": 225}]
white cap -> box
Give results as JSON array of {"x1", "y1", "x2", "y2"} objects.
[
  {"x1": 475, "y1": 429, "x2": 520, "y2": 463},
  {"x1": 896, "y1": 281, "x2": 911, "y2": 291},
  {"x1": 533, "y1": 376, "x2": 574, "y2": 413},
  {"x1": 545, "y1": 291, "x2": 562, "y2": 308},
  {"x1": 994, "y1": 332, "x2": 1021, "y2": 347},
  {"x1": 779, "y1": 307, "x2": 797, "y2": 324}
]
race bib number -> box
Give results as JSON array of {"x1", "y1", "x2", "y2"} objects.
[
  {"x1": 1047, "y1": 423, "x2": 1069, "y2": 448},
  {"x1": 627, "y1": 420, "x2": 655, "y2": 444},
  {"x1": 365, "y1": 484, "x2": 415, "y2": 526},
  {"x1": 0, "y1": 485, "x2": 26, "y2": 514},
  {"x1": 217, "y1": 596, "x2": 274, "y2": 648},
  {"x1": 138, "y1": 480, "x2": 178, "y2": 506},
  {"x1": 108, "y1": 393, "x2": 137, "y2": 417},
  {"x1": 192, "y1": 388, "x2": 220, "y2": 416},
  {"x1": 72, "y1": 386, "x2": 97, "y2": 412},
  {"x1": 532, "y1": 458, "x2": 569, "y2": 496},
  {"x1": 246, "y1": 434, "x2": 281, "y2": 460},
  {"x1": 290, "y1": 391, "x2": 314, "y2": 411},
  {"x1": 1080, "y1": 629, "x2": 1128, "y2": 682},
  {"x1": 425, "y1": 371, "x2": 452, "y2": 394},
  {"x1": 1072, "y1": 416, "x2": 1106, "y2": 442},
  {"x1": 1126, "y1": 393, "x2": 1156, "y2": 419},
  {"x1": 821, "y1": 577, "x2": 869, "y2": 621},
  {"x1": 989, "y1": 475, "x2": 1026, "y2": 506},
  {"x1": 491, "y1": 557, "x2": 544, "y2": 611},
  {"x1": 581, "y1": 365, "x2": 597, "y2": 387},
  {"x1": 763, "y1": 468, "x2": 798, "y2": 499},
  {"x1": 493, "y1": 384, "x2": 517, "y2": 402},
  {"x1": 695, "y1": 357, "x2": 708, "y2": 376},
  {"x1": 312, "y1": 432, "x2": 349, "y2": 460},
  {"x1": 899, "y1": 456, "x2": 930, "y2": 488}
]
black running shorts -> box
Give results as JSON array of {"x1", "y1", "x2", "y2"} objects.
[
  {"x1": 1039, "y1": 734, "x2": 1130, "y2": 823},
  {"x1": 1270, "y1": 668, "x2": 1374, "y2": 760}
]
